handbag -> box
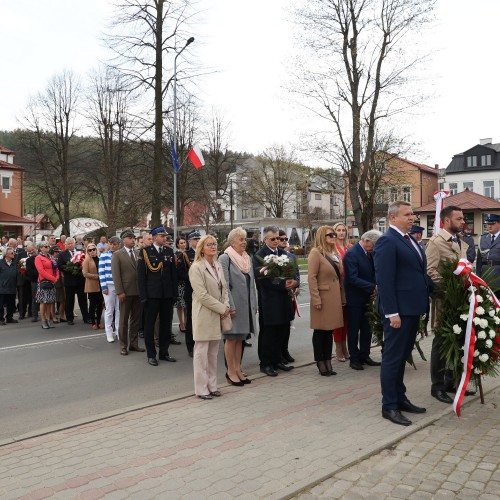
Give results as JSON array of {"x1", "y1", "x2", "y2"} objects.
[
  {"x1": 221, "y1": 315, "x2": 233, "y2": 333},
  {"x1": 39, "y1": 279, "x2": 55, "y2": 290}
]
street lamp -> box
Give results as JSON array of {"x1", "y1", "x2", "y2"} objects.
[{"x1": 173, "y1": 36, "x2": 194, "y2": 243}]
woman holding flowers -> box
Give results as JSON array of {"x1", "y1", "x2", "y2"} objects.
[
  {"x1": 189, "y1": 235, "x2": 230, "y2": 400},
  {"x1": 308, "y1": 226, "x2": 345, "y2": 376},
  {"x1": 332, "y1": 222, "x2": 352, "y2": 362}
]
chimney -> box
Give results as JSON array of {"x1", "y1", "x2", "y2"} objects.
[
  {"x1": 480, "y1": 138, "x2": 492, "y2": 145},
  {"x1": 434, "y1": 164, "x2": 439, "y2": 169}
]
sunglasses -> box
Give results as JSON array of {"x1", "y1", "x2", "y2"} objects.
[
  {"x1": 267, "y1": 237, "x2": 279, "y2": 241},
  {"x1": 325, "y1": 233, "x2": 336, "y2": 238},
  {"x1": 88, "y1": 248, "x2": 97, "y2": 251},
  {"x1": 279, "y1": 237, "x2": 288, "y2": 242}
]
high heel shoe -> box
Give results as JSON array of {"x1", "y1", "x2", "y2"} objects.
[
  {"x1": 226, "y1": 373, "x2": 245, "y2": 386},
  {"x1": 316, "y1": 362, "x2": 330, "y2": 376}
]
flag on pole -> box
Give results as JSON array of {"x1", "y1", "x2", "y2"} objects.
[
  {"x1": 433, "y1": 190, "x2": 449, "y2": 235},
  {"x1": 170, "y1": 139, "x2": 181, "y2": 173},
  {"x1": 188, "y1": 144, "x2": 205, "y2": 169}
]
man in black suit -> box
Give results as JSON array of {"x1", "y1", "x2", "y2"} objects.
[
  {"x1": 373, "y1": 201, "x2": 433, "y2": 426},
  {"x1": 137, "y1": 226, "x2": 178, "y2": 366},
  {"x1": 57, "y1": 237, "x2": 89, "y2": 326},
  {"x1": 253, "y1": 226, "x2": 298, "y2": 377},
  {"x1": 344, "y1": 230, "x2": 381, "y2": 371}
]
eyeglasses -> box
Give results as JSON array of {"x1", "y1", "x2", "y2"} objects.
[
  {"x1": 279, "y1": 237, "x2": 288, "y2": 242},
  {"x1": 267, "y1": 237, "x2": 279, "y2": 241},
  {"x1": 325, "y1": 233, "x2": 336, "y2": 238},
  {"x1": 205, "y1": 243, "x2": 218, "y2": 248},
  {"x1": 88, "y1": 248, "x2": 97, "y2": 252}
]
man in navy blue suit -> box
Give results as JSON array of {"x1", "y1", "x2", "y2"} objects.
[
  {"x1": 373, "y1": 201, "x2": 433, "y2": 426},
  {"x1": 344, "y1": 230, "x2": 382, "y2": 371}
]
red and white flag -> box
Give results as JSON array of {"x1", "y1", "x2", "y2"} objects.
[
  {"x1": 433, "y1": 190, "x2": 449, "y2": 235},
  {"x1": 188, "y1": 144, "x2": 205, "y2": 169}
]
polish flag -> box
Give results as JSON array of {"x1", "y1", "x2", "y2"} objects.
[{"x1": 188, "y1": 144, "x2": 205, "y2": 169}]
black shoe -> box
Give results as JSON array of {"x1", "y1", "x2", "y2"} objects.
[
  {"x1": 382, "y1": 408, "x2": 412, "y2": 426},
  {"x1": 68, "y1": 320, "x2": 74, "y2": 325},
  {"x1": 159, "y1": 355, "x2": 177, "y2": 362},
  {"x1": 398, "y1": 400, "x2": 426, "y2": 414},
  {"x1": 148, "y1": 358, "x2": 158, "y2": 366},
  {"x1": 282, "y1": 351, "x2": 295, "y2": 363},
  {"x1": 446, "y1": 388, "x2": 476, "y2": 397},
  {"x1": 260, "y1": 365, "x2": 278, "y2": 377},
  {"x1": 198, "y1": 394, "x2": 213, "y2": 400},
  {"x1": 0, "y1": 320, "x2": 6, "y2": 326},
  {"x1": 350, "y1": 361, "x2": 364, "y2": 371},
  {"x1": 361, "y1": 357, "x2": 381, "y2": 366},
  {"x1": 431, "y1": 390, "x2": 453, "y2": 404},
  {"x1": 169, "y1": 338, "x2": 182, "y2": 345},
  {"x1": 276, "y1": 363, "x2": 294, "y2": 371},
  {"x1": 243, "y1": 340, "x2": 252, "y2": 347},
  {"x1": 19, "y1": 315, "x2": 25, "y2": 320},
  {"x1": 226, "y1": 374, "x2": 244, "y2": 386},
  {"x1": 6, "y1": 319, "x2": 18, "y2": 324},
  {"x1": 280, "y1": 357, "x2": 289, "y2": 365},
  {"x1": 31, "y1": 317, "x2": 39, "y2": 322},
  {"x1": 188, "y1": 351, "x2": 193, "y2": 358},
  {"x1": 85, "y1": 319, "x2": 93, "y2": 325}
]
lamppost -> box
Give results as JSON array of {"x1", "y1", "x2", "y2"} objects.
[{"x1": 173, "y1": 36, "x2": 194, "y2": 243}]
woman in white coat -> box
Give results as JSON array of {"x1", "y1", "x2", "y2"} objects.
[{"x1": 189, "y1": 234, "x2": 230, "y2": 400}]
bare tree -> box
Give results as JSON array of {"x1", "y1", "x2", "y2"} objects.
[
  {"x1": 293, "y1": 0, "x2": 436, "y2": 233},
  {"x1": 244, "y1": 146, "x2": 307, "y2": 219},
  {"x1": 21, "y1": 70, "x2": 83, "y2": 234},
  {"x1": 106, "y1": 0, "x2": 196, "y2": 228}
]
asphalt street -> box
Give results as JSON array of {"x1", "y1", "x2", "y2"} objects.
[{"x1": 0, "y1": 287, "x2": 313, "y2": 442}]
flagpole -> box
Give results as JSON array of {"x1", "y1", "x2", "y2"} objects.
[{"x1": 173, "y1": 37, "x2": 194, "y2": 243}]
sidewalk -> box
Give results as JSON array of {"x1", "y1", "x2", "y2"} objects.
[{"x1": 0, "y1": 338, "x2": 498, "y2": 499}]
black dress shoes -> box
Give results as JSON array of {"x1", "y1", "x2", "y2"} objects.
[
  {"x1": 282, "y1": 351, "x2": 295, "y2": 363},
  {"x1": 350, "y1": 361, "x2": 364, "y2": 370},
  {"x1": 68, "y1": 320, "x2": 74, "y2": 325},
  {"x1": 260, "y1": 365, "x2": 278, "y2": 377},
  {"x1": 129, "y1": 346, "x2": 146, "y2": 352},
  {"x1": 148, "y1": 358, "x2": 158, "y2": 366},
  {"x1": 446, "y1": 388, "x2": 476, "y2": 397},
  {"x1": 170, "y1": 338, "x2": 182, "y2": 345},
  {"x1": 431, "y1": 390, "x2": 453, "y2": 404},
  {"x1": 361, "y1": 357, "x2": 381, "y2": 366},
  {"x1": 6, "y1": 319, "x2": 18, "y2": 324},
  {"x1": 159, "y1": 355, "x2": 177, "y2": 362},
  {"x1": 398, "y1": 400, "x2": 426, "y2": 414},
  {"x1": 382, "y1": 408, "x2": 412, "y2": 426},
  {"x1": 243, "y1": 340, "x2": 252, "y2": 347},
  {"x1": 276, "y1": 363, "x2": 294, "y2": 371}
]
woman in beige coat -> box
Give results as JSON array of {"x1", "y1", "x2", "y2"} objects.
[
  {"x1": 308, "y1": 226, "x2": 346, "y2": 376},
  {"x1": 82, "y1": 245, "x2": 103, "y2": 330},
  {"x1": 189, "y1": 235, "x2": 230, "y2": 400}
]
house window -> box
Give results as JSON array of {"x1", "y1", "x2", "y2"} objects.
[
  {"x1": 242, "y1": 208, "x2": 248, "y2": 219},
  {"x1": 484, "y1": 180, "x2": 495, "y2": 198},
  {"x1": 466, "y1": 156, "x2": 477, "y2": 167},
  {"x1": 402, "y1": 185, "x2": 411, "y2": 203},
  {"x1": 377, "y1": 218, "x2": 386, "y2": 233},
  {"x1": 481, "y1": 155, "x2": 492, "y2": 166},
  {"x1": 1, "y1": 176, "x2": 11, "y2": 192},
  {"x1": 389, "y1": 187, "x2": 398, "y2": 202},
  {"x1": 463, "y1": 182, "x2": 473, "y2": 192},
  {"x1": 251, "y1": 208, "x2": 258, "y2": 217},
  {"x1": 449, "y1": 183, "x2": 458, "y2": 195},
  {"x1": 315, "y1": 193, "x2": 321, "y2": 200}
]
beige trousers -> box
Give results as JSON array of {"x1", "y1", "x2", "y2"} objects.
[{"x1": 193, "y1": 340, "x2": 220, "y2": 396}]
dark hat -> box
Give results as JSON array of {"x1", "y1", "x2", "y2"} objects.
[
  {"x1": 84, "y1": 236, "x2": 94, "y2": 241},
  {"x1": 49, "y1": 245, "x2": 61, "y2": 255},
  {"x1": 485, "y1": 214, "x2": 500, "y2": 223},
  {"x1": 150, "y1": 226, "x2": 166, "y2": 236},
  {"x1": 408, "y1": 226, "x2": 424, "y2": 234},
  {"x1": 187, "y1": 230, "x2": 201, "y2": 240},
  {"x1": 120, "y1": 229, "x2": 136, "y2": 239}
]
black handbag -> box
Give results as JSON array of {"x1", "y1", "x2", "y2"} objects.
[{"x1": 39, "y1": 280, "x2": 55, "y2": 290}]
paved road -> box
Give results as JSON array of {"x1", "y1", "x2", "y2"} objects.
[{"x1": 0, "y1": 290, "x2": 313, "y2": 441}]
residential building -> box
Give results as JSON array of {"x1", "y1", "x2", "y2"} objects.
[
  {"x1": 0, "y1": 146, "x2": 33, "y2": 237},
  {"x1": 443, "y1": 138, "x2": 500, "y2": 199}
]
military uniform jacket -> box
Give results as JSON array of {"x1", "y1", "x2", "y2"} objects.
[
  {"x1": 477, "y1": 233, "x2": 500, "y2": 290},
  {"x1": 137, "y1": 245, "x2": 177, "y2": 300}
]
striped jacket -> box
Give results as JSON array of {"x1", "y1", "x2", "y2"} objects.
[{"x1": 98, "y1": 250, "x2": 114, "y2": 291}]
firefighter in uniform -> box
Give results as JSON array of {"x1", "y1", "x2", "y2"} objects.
[{"x1": 137, "y1": 226, "x2": 178, "y2": 366}]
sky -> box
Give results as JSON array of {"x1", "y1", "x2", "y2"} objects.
[{"x1": 1, "y1": 0, "x2": 499, "y2": 171}]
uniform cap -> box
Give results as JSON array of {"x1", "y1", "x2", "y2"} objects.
[
  {"x1": 485, "y1": 214, "x2": 500, "y2": 223},
  {"x1": 120, "y1": 229, "x2": 136, "y2": 239},
  {"x1": 150, "y1": 226, "x2": 166, "y2": 236},
  {"x1": 408, "y1": 226, "x2": 424, "y2": 234},
  {"x1": 187, "y1": 230, "x2": 201, "y2": 239}
]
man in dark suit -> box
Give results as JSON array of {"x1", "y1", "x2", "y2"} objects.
[
  {"x1": 373, "y1": 201, "x2": 433, "y2": 426},
  {"x1": 57, "y1": 237, "x2": 89, "y2": 325},
  {"x1": 343, "y1": 230, "x2": 382, "y2": 371},
  {"x1": 111, "y1": 230, "x2": 145, "y2": 356},
  {"x1": 137, "y1": 226, "x2": 178, "y2": 366},
  {"x1": 253, "y1": 226, "x2": 298, "y2": 377}
]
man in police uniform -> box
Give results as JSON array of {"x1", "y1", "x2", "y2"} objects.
[
  {"x1": 408, "y1": 226, "x2": 426, "y2": 252},
  {"x1": 477, "y1": 214, "x2": 500, "y2": 294},
  {"x1": 137, "y1": 226, "x2": 178, "y2": 366}
]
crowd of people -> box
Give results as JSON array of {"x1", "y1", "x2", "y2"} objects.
[{"x1": 0, "y1": 201, "x2": 484, "y2": 415}]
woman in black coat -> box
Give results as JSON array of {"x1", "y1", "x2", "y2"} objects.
[{"x1": 0, "y1": 247, "x2": 19, "y2": 325}]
